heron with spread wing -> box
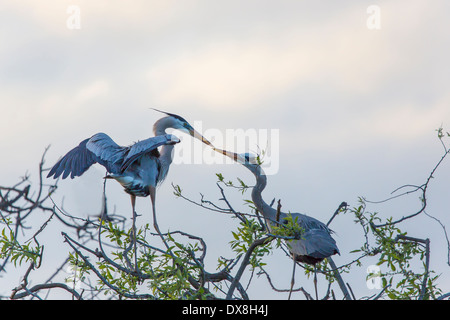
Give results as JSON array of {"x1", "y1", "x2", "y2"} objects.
[{"x1": 47, "y1": 110, "x2": 212, "y2": 233}]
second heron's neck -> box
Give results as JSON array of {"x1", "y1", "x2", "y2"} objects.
[{"x1": 250, "y1": 167, "x2": 278, "y2": 222}]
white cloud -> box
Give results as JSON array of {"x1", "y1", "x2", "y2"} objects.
[
  {"x1": 144, "y1": 2, "x2": 436, "y2": 109},
  {"x1": 282, "y1": 95, "x2": 450, "y2": 160},
  {"x1": 146, "y1": 41, "x2": 313, "y2": 108},
  {"x1": 76, "y1": 79, "x2": 109, "y2": 103}
]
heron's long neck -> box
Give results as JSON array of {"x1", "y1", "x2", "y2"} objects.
[
  {"x1": 154, "y1": 117, "x2": 172, "y2": 137},
  {"x1": 250, "y1": 167, "x2": 278, "y2": 223},
  {"x1": 154, "y1": 118, "x2": 175, "y2": 181},
  {"x1": 159, "y1": 144, "x2": 175, "y2": 162}
]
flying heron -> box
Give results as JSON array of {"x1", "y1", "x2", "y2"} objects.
[
  {"x1": 47, "y1": 110, "x2": 213, "y2": 235},
  {"x1": 214, "y1": 148, "x2": 339, "y2": 298}
]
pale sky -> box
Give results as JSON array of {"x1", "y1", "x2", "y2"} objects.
[{"x1": 1, "y1": 0, "x2": 449, "y2": 299}]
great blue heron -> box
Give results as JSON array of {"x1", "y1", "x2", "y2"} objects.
[
  {"x1": 47, "y1": 110, "x2": 212, "y2": 236},
  {"x1": 214, "y1": 148, "x2": 339, "y2": 298}
]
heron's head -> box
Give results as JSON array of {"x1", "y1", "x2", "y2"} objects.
[
  {"x1": 151, "y1": 108, "x2": 213, "y2": 147},
  {"x1": 214, "y1": 148, "x2": 260, "y2": 168}
]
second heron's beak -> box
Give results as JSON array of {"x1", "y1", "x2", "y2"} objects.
[
  {"x1": 213, "y1": 147, "x2": 240, "y2": 163},
  {"x1": 213, "y1": 148, "x2": 259, "y2": 165},
  {"x1": 187, "y1": 126, "x2": 214, "y2": 147}
]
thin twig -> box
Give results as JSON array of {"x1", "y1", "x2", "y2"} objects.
[{"x1": 226, "y1": 236, "x2": 272, "y2": 299}]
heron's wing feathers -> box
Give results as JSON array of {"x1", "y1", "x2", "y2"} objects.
[
  {"x1": 283, "y1": 213, "x2": 339, "y2": 261},
  {"x1": 120, "y1": 134, "x2": 179, "y2": 172},
  {"x1": 288, "y1": 229, "x2": 339, "y2": 260},
  {"x1": 85, "y1": 133, "x2": 126, "y2": 173},
  {"x1": 47, "y1": 133, "x2": 179, "y2": 180},
  {"x1": 295, "y1": 213, "x2": 329, "y2": 232},
  {"x1": 47, "y1": 138, "x2": 98, "y2": 179},
  {"x1": 47, "y1": 133, "x2": 126, "y2": 179},
  {"x1": 302, "y1": 229, "x2": 339, "y2": 258}
]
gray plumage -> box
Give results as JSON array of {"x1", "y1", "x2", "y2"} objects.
[
  {"x1": 48, "y1": 133, "x2": 176, "y2": 178},
  {"x1": 47, "y1": 111, "x2": 213, "y2": 225},
  {"x1": 215, "y1": 150, "x2": 339, "y2": 265}
]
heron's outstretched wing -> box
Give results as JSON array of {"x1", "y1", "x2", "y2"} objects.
[
  {"x1": 120, "y1": 134, "x2": 180, "y2": 172},
  {"x1": 47, "y1": 133, "x2": 125, "y2": 179},
  {"x1": 48, "y1": 133, "x2": 180, "y2": 180},
  {"x1": 86, "y1": 133, "x2": 126, "y2": 173}
]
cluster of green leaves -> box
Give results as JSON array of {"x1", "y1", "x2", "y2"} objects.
[
  {"x1": 98, "y1": 222, "x2": 142, "y2": 295},
  {"x1": 216, "y1": 173, "x2": 250, "y2": 195},
  {"x1": 436, "y1": 126, "x2": 450, "y2": 141},
  {"x1": 229, "y1": 218, "x2": 273, "y2": 270},
  {"x1": 350, "y1": 198, "x2": 442, "y2": 299},
  {"x1": 149, "y1": 232, "x2": 209, "y2": 299},
  {"x1": 1, "y1": 223, "x2": 42, "y2": 268},
  {"x1": 66, "y1": 251, "x2": 90, "y2": 287},
  {"x1": 68, "y1": 220, "x2": 213, "y2": 300},
  {"x1": 270, "y1": 214, "x2": 304, "y2": 239}
]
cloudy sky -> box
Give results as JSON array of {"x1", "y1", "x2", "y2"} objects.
[{"x1": 1, "y1": 0, "x2": 449, "y2": 299}]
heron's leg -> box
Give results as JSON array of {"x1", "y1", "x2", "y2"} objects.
[
  {"x1": 130, "y1": 194, "x2": 137, "y2": 236},
  {"x1": 288, "y1": 254, "x2": 296, "y2": 300},
  {"x1": 149, "y1": 186, "x2": 171, "y2": 252},
  {"x1": 130, "y1": 194, "x2": 138, "y2": 270},
  {"x1": 313, "y1": 265, "x2": 318, "y2": 300},
  {"x1": 149, "y1": 186, "x2": 160, "y2": 234}
]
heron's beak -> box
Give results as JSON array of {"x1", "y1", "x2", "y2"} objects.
[
  {"x1": 188, "y1": 127, "x2": 214, "y2": 147},
  {"x1": 213, "y1": 147, "x2": 240, "y2": 163}
]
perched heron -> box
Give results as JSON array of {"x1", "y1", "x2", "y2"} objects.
[
  {"x1": 214, "y1": 148, "x2": 339, "y2": 298},
  {"x1": 47, "y1": 110, "x2": 213, "y2": 234}
]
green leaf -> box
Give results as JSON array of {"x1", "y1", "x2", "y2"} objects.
[{"x1": 387, "y1": 291, "x2": 397, "y2": 299}]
